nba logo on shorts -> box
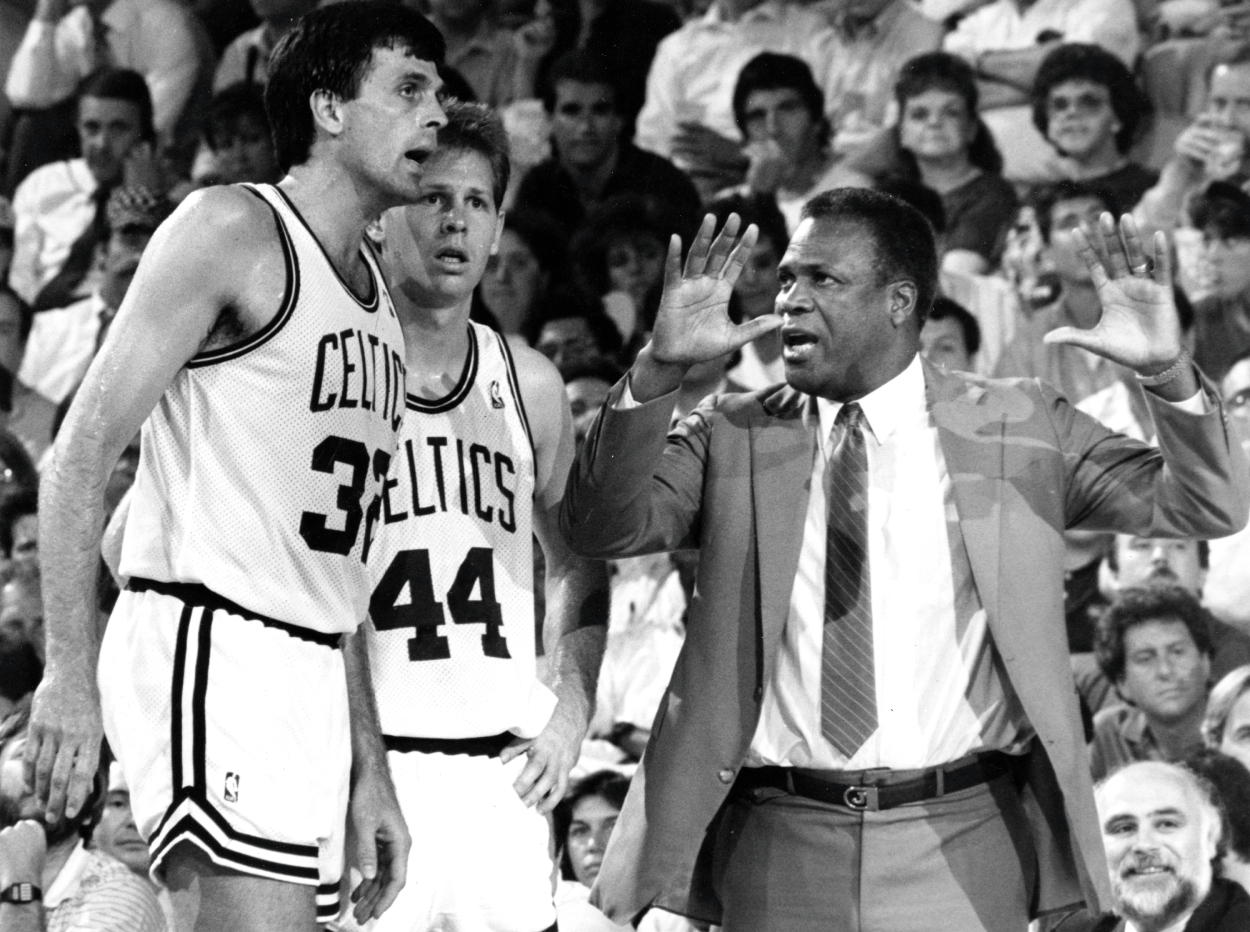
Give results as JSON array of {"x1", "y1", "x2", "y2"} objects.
[{"x1": 224, "y1": 773, "x2": 240, "y2": 803}]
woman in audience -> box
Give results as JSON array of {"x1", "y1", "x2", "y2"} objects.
[
  {"x1": 571, "y1": 195, "x2": 668, "y2": 350},
  {"x1": 1030, "y1": 44, "x2": 1156, "y2": 210},
  {"x1": 729, "y1": 53, "x2": 871, "y2": 234},
  {"x1": 891, "y1": 52, "x2": 1018, "y2": 276},
  {"x1": 1204, "y1": 664, "x2": 1250, "y2": 772},
  {"x1": 478, "y1": 208, "x2": 567, "y2": 339},
  {"x1": 202, "y1": 83, "x2": 281, "y2": 186},
  {"x1": 553, "y1": 771, "x2": 693, "y2": 932}
]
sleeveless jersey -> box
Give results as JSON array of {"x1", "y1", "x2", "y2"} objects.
[
  {"x1": 119, "y1": 183, "x2": 406, "y2": 635},
  {"x1": 367, "y1": 322, "x2": 555, "y2": 739}
]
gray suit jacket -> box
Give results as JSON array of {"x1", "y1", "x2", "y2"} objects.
[{"x1": 559, "y1": 358, "x2": 1250, "y2": 925}]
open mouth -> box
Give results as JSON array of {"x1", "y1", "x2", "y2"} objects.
[
  {"x1": 434, "y1": 245, "x2": 470, "y2": 270},
  {"x1": 406, "y1": 148, "x2": 432, "y2": 167},
  {"x1": 1123, "y1": 862, "x2": 1174, "y2": 880},
  {"x1": 781, "y1": 329, "x2": 818, "y2": 360}
]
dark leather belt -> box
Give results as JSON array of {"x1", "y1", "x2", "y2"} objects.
[
  {"x1": 383, "y1": 732, "x2": 513, "y2": 758},
  {"x1": 733, "y1": 750, "x2": 1023, "y2": 812}
]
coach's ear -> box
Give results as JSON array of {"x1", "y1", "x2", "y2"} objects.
[{"x1": 309, "y1": 90, "x2": 346, "y2": 139}]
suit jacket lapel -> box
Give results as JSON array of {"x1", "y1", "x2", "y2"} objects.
[
  {"x1": 751, "y1": 385, "x2": 816, "y2": 670},
  {"x1": 926, "y1": 359, "x2": 1004, "y2": 628}
]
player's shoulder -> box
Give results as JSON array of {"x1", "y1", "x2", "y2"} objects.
[
  {"x1": 155, "y1": 185, "x2": 285, "y2": 267},
  {"x1": 500, "y1": 336, "x2": 566, "y2": 415}
]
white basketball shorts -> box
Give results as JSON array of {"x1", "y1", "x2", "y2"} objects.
[
  {"x1": 341, "y1": 735, "x2": 556, "y2": 932},
  {"x1": 100, "y1": 578, "x2": 350, "y2": 924}
]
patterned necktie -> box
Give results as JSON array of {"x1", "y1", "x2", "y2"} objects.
[
  {"x1": 820, "y1": 402, "x2": 877, "y2": 758},
  {"x1": 32, "y1": 184, "x2": 111, "y2": 312}
]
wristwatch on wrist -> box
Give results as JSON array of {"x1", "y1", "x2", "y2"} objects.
[{"x1": 0, "y1": 882, "x2": 41, "y2": 904}]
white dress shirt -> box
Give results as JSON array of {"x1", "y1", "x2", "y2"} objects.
[
  {"x1": 747, "y1": 354, "x2": 1032, "y2": 769},
  {"x1": 633, "y1": 0, "x2": 838, "y2": 159},
  {"x1": 8, "y1": 158, "x2": 98, "y2": 306},
  {"x1": 943, "y1": 0, "x2": 1140, "y2": 65},
  {"x1": 19, "y1": 290, "x2": 105, "y2": 403},
  {"x1": 5, "y1": 0, "x2": 205, "y2": 137}
]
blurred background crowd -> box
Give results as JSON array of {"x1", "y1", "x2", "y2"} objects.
[{"x1": 6, "y1": 0, "x2": 1250, "y2": 925}]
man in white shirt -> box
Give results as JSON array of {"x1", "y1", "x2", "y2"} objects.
[
  {"x1": 632, "y1": 0, "x2": 838, "y2": 197},
  {"x1": 213, "y1": 0, "x2": 316, "y2": 92},
  {"x1": 943, "y1": 0, "x2": 1140, "y2": 181},
  {"x1": 8, "y1": 69, "x2": 153, "y2": 311},
  {"x1": 18, "y1": 185, "x2": 170, "y2": 406},
  {"x1": 560, "y1": 190, "x2": 1249, "y2": 929},
  {"x1": 5, "y1": 0, "x2": 210, "y2": 146}
]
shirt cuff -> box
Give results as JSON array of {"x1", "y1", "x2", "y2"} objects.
[
  {"x1": 1163, "y1": 389, "x2": 1209, "y2": 415},
  {"x1": 615, "y1": 374, "x2": 678, "y2": 410}
]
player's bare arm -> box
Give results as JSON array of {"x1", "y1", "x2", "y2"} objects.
[
  {"x1": 499, "y1": 346, "x2": 608, "y2": 814},
  {"x1": 30, "y1": 186, "x2": 290, "y2": 822},
  {"x1": 342, "y1": 630, "x2": 410, "y2": 923}
]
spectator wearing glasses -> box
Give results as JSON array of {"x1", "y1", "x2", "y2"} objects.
[{"x1": 1031, "y1": 44, "x2": 1157, "y2": 211}]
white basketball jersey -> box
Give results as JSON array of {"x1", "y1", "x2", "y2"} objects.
[
  {"x1": 119, "y1": 183, "x2": 406, "y2": 635},
  {"x1": 368, "y1": 322, "x2": 555, "y2": 739}
]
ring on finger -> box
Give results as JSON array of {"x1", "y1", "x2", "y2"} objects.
[{"x1": 1130, "y1": 257, "x2": 1154, "y2": 275}]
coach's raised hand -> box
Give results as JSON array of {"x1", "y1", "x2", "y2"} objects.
[
  {"x1": 1043, "y1": 212, "x2": 1199, "y2": 401},
  {"x1": 629, "y1": 213, "x2": 783, "y2": 403}
]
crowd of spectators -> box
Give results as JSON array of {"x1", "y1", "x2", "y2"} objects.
[{"x1": 4, "y1": 0, "x2": 1250, "y2": 927}]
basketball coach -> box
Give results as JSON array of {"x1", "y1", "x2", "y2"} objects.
[{"x1": 559, "y1": 189, "x2": 1250, "y2": 932}]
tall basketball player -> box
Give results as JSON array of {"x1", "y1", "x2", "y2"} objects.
[
  {"x1": 25, "y1": 5, "x2": 446, "y2": 930},
  {"x1": 353, "y1": 100, "x2": 608, "y2": 931}
]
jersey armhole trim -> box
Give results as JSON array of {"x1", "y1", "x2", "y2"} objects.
[
  {"x1": 187, "y1": 185, "x2": 300, "y2": 369},
  {"x1": 496, "y1": 331, "x2": 536, "y2": 465},
  {"x1": 272, "y1": 184, "x2": 379, "y2": 312},
  {"x1": 406, "y1": 324, "x2": 479, "y2": 413}
]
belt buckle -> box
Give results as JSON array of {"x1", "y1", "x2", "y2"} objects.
[{"x1": 842, "y1": 785, "x2": 879, "y2": 811}]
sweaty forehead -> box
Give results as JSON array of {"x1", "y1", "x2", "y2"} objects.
[{"x1": 784, "y1": 217, "x2": 877, "y2": 265}]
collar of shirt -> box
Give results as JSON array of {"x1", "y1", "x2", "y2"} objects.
[
  {"x1": 43, "y1": 840, "x2": 89, "y2": 908},
  {"x1": 697, "y1": 0, "x2": 789, "y2": 30},
  {"x1": 815, "y1": 351, "x2": 924, "y2": 456},
  {"x1": 833, "y1": 0, "x2": 902, "y2": 42},
  {"x1": 1119, "y1": 706, "x2": 1155, "y2": 751}
]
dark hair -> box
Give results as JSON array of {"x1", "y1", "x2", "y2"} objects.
[
  {"x1": 732, "y1": 53, "x2": 829, "y2": 149},
  {"x1": 0, "y1": 285, "x2": 33, "y2": 344},
  {"x1": 1190, "y1": 181, "x2": 1250, "y2": 242},
  {"x1": 1029, "y1": 180, "x2": 1120, "y2": 242},
  {"x1": 1095, "y1": 585, "x2": 1213, "y2": 684},
  {"x1": 1185, "y1": 748, "x2": 1250, "y2": 863},
  {"x1": 501, "y1": 209, "x2": 569, "y2": 285},
  {"x1": 927, "y1": 297, "x2": 980, "y2": 355},
  {"x1": 205, "y1": 82, "x2": 271, "y2": 152},
  {"x1": 571, "y1": 194, "x2": 668, "y2": 298},
  {"x1": 533, "y1": 298, "x2": 625, "y2": 360},
  {"x1": 434, "y1": 100, "x2": 511, "y2": 208},
  {"x1": 79, "y1": 69, "x2": 155, "y2": 142},
  {"x1": 553, "y1": 770, "x2": 630, "y2": 880},
  {"x1": 875, "y1": 178, "x2": 946, "y2": 234},
  {"x1": 265, "y1": 1, "x2": 445, "y2": 172},
  {"x1": 705, "y1": 192, "x2": 790, "y2": 258},
  {"x1": 0, "y1": 488, "x2": 36, "y2": 559},
  {"x1": 1031, "y1": 44, "x2": 1146, "y2": 156},
  {"x1": 542, "y1": 50, "x2": 621, "y2": 115},
  {"x1": 437, "y1": 64, "x2": 477, "y2": 104},
  {"x1": 800, "y1": 188, "x2": 939, "y2": 322},
  {"x1": 562, "y1": 357, "x2": 626, "y2": 386},
  {"x1": 0, "y1": 432, "x2": 37, "y2": 497},
  {"x1": 894, "y1": 52, "x2": 1002, "y2": 176}
]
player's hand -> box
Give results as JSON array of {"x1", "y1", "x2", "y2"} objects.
[
  {"x1": 1043, "y1": 213, "x2": 1184, "y2": 376},
  {"x1": 347, "y1": 764, "x2": 410, "y2": 924},
  {"x1": 23, "y1": 670, "x2": 103, "y2": 823},
  {"x1": 0, "y1": 821, "x2": 46, "y2": 889},
  {"x1": 501, "y1": 702, "x2": 583, "y2": 814}
]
